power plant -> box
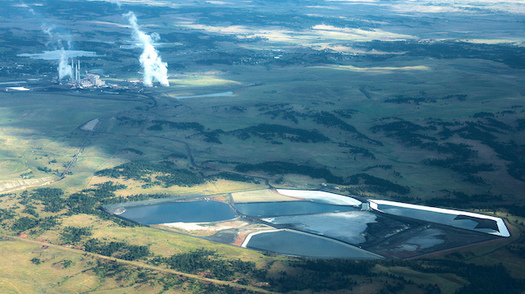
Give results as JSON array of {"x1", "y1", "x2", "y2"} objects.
[{"x1": 65, "y1": 59, "x2": 105, "y2": 88}]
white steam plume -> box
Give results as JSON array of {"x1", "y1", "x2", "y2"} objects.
[
  {"x1": 58, "y1": 49, "x2": 72, "y2": 80},
  {"x1": 111, "y1": 0, "x2": 122, "y2": 9},
  {"x1": 19, "y1": 2, "x2": 74, "y2": 80},
  {"x1": 124, "y1": 12, "x2": 169, "y2": 87}
]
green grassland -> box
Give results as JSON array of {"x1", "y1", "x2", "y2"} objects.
[
  {"x1": 0, "y1": 56, "x2": 524, "y2": 292},
  {"x1": 0, "y1": 0, "x2": 525, "y2": 292}
]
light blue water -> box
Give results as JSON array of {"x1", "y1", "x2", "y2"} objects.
[
  {"x1": 264, "y1": 211, "x2": 377, "y2": 245},
  {"x1": 246, "y1": 230, "x2": 381, "y2": 260},
  {"x1": 119, "y1": 201, "x2": 237, "y2": 225},
  {"x1": 233, "y1": 201, "x2": 357, "y2": 217}
]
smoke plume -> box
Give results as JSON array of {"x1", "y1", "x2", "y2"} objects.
[
  {"x1": 18, "y1": 2, "x2": 74, "y2": 80},
  {"x1": 111, "y1": 0, "x2": 122, "y2": 8},
  {"x1": 58, "y1": 50, "x2": 73, "y2": 80},
  {"x1": 124, "y1": 12, "x2": 169, "y2": 87}
]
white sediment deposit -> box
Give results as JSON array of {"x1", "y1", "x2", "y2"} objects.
[
  {"x1": 276, "y1": 189, "x2": 361, "y2": 206},
  {"x1": 80, "y1": 118, "x2": 99, "y2": 131},
  {"x1": 162, "y1": 220, "x2": 249, "y2": 232}
]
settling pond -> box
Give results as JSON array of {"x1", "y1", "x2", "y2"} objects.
[
  {"x1": 116, "y1": 200, "x2": 237, "y2": 225},
  {"x1": 243, "y1": 230, "x2": 381, "y2": 260},
  {"x1": 105, "y1": 197, "x2": 378, "y2": 259},
  {"x1": 233, "y1": 201, "x2": 357, "y2": 217},
  {"x1": 104, "y1": 191, "x2": 509, "y2": 260}
]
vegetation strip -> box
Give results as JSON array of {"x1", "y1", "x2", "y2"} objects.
[{"x1": 1, "y1": 233, "x2": 273, "y2": 294}]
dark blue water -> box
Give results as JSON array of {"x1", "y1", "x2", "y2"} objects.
[
  {"x1": 233, "y1": 201, "x2": 357, "y2": 217},
  {"x1": 119, "y1": 201, "x2": 237, "y2": 225},
  {"x1": 246, "y1": 230, "x2": 381, "y2": 260},
  {"x1": 376, "y1": 204, "x2": 485, "y2": 232}
]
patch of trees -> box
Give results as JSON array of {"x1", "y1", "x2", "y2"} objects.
[
  {"x1": 64, "y1": 183, "x2": 136, "y2": 227},
  {"x1": 91, "y1": 259, "x2": 128, "y2": 278},
  {"x1": 168, "y1": 152, "x2": 188, "y2": 159},
  {"x1": 22, "y1": 204, "x2": 39, "y2": 218},
  {"x1": 334, "y1": 108, "x2": 358, "y2": 119},
  {"x1": 484, "y1": 118, "x2": 512, "y2": 131},
  {"x1": 508, "y1": 245, "x2": 525, "y2": 259},
  {"x1": 151, "y1": 120, "x2": 205, "y2": 132},
  {"x1": 473, "y1": 112, "x2": 495, "y2": 118},
  {"x1": 425, "y1": 191, "x2": 504, "y2": 208},
  {"x1": 66, "y1": 192, "x2": 100, "y2": 215},
  {"x1": 268, "y1": 259, "x2": 374, "y2": 292},
  {"x1": 146, "y1": 124, "x2": 162, "y2": 131},
  {"x1": 405, "y1": 260, "x2": 524, "y2": 294},
  {"x1": 116, "y1": 116, "x2": 145, "y2": 127},
  {"x1": 339, "y1": 143, "x2": 376, "y2": 159},
  {"x1": 210, "y1": 172, "x2": 260, "y2": 184},
  {"x1": 269, "y1": 271, "x2": 356, "y2": 292},
  {"x1": 363, "y1": 165, "x2": 393, "y2": 171},
  {"x1": 504, "y1": 205, "x2": 525, "y2": 218},
  {"x1": 346, "y1": 173, "x2": 410, "y2": 195},
  {"x1": 195, "y1": 53, "x2": 236, "y2": 66},
  {"x1": 0, "y1": 208, "x2": 15, "y2": 221},
  {"x1": 84, "y1": 238, "x2": 150, "y2": 261},
  {"x1": 424, "y1": 158, "x2": 493, "y2": 177},
  {"x1": 200, "y1": 129, "x2": 223, "y2": 144},
  {"x1": 442, "y1": 121, "x2": 525, "y2": 181},
  {"x1": 11, "y1": 216, "x2": 58, "y2": 233},
  {"x1": 384, "y1": 94, "x2": 467, "y2": 105},
  {"x1": 292, "y1": 259, "x2": 374, "y2": 275},
  {"x1": 160, "y1": 248, "x2": 261, "y2": 281},
  {"x1": 372, "y1": 118, "x2": 509, "y2": 181},
  {"x1": 61, "y1": 226, "x2": 92, "y2": 244},
  {"x1": 30, "y1": 188, "x2": 65, "y2": 213},
  {"x1": 147, "y1": 120, "x2": 223, "y2": 144},
  {"x1": 231, "y1": 123, "x2": 330, "y2": 143},
  {"x1": 311, "y1": 111, "x2": 367, "y2": 138},
  {"x1": 89, "y1": 259, "x2": 213, "y2": 293},
  {"x1": 156, "y1": 170, "x2": 206, "y2": 187},
  {"x1": 371, "y1": 119, "x2": 438, "y2": 148},
  {"x1": 484, "y1": 140, "x2": 525, "y2": 181},
  {"x1": 235, "y1": 162, "x2": 410, "y2": 193},
  {"x1": 95, "y1": 161, "x2": 205, "y2": 187},
  {"x1": 356, "y1": 40, "x2": 525, "y2": 69},
  {"x1": 59, "y1": 260, "x2": 73, "y2": 269},
  {"x1": 11, "y1": 216, "x2": 39, "y2": 232},
  {"x1": 255, "y1": 103, "x2": 291, "y2": 112},
  {"x1": 120, "y1": 148, "x2": 143, "y2": 155},
  {"x1": 385, "y1": 95, "x2": 437, "y2": 104},
  {"x1": 20, "y1": 171, "x2": 33, "y2": 179},
  {"x1": 257, "y1": 108, "x2": 381, "y2": 145},
  {"x1": 37, "y1": 166, "x2": 53, "y2": 173},
  {"x1": 261, "y1": 109, "x2": 300, "y2": 124},
  {"x1": 517, "y1": 119, "x2": 525, "y2": 131},
  {"x1": 235, "y1": 161, "x2": 344, "y2": 184},
  {"x1": 30, "y1": 257, "x2": 41, "y2": 265},
  {"x1": 455, "y1": 123, "x2": 498, "y2": 141}
]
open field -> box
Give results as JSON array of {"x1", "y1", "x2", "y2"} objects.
[{"x1": 0, "y1": 0, "x2": 524, "y2": 292}]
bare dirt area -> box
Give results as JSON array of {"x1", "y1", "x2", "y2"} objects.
[
  {"x1": 0, "y1": 177, "x2": 56, "y2": 193},
  {"x1": 231, "y1": 189, "x2": 299, "y2": 203}
]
